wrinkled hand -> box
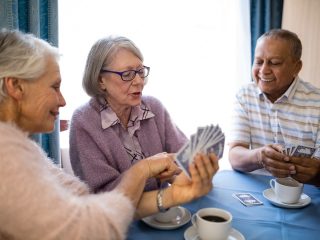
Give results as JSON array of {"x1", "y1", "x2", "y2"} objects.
[
  {"x1": 289, "y1": 156, "x2": 320, "y2": 183},
  {"x1": 170, "y1": 153, "x2": 219, "y2": 205},
  {"x1": 258, "y1": 144, "x2": 295, "y2": 178},
  {"x1": 144, "y1": 153, "x2": 181, "y2": 179}
]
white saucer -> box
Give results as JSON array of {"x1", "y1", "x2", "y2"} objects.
[
  {"x1": 142, "y1": 206, "x2": 191, "y2": 230},
  {"x1": 184, "y1": 225, "x2": 245, "y2": 240},
  {"x1": 263, "y1": 188, "x2": 311, "y2": 208}
]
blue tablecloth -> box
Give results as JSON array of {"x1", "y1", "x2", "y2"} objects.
[{"x1": 127, "y1": 170, "x2": 320, "y2": 240}]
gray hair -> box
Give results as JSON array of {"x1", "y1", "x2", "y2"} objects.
[
  {"x1": 82, "y1": 36, "x2": 144, "y2": 98},
  {"x1": 0, "y1": 29, "x2": 60, "y2": 102},
  {"x1": 258, "y1": 29, "x2": 302, "y2": 60}
]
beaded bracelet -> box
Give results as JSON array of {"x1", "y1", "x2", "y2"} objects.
[{"x1": 156, "y1": 188, "x2": 169, "y2": 212}]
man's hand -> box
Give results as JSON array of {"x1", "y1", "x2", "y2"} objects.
[
  {"x1": 258, "y1": 144, "x2": 295, "y2": 178},
  {"x1": 289, "y1": 156, "x2": 320, "y2": 183}
]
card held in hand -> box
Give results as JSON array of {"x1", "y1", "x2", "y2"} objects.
[
  {"x1": 291, "y1": 145, "x2": 316, "y2": 158},
  {"x1": 283, "y1": 144, "x2": 318, "y2": 159},
  {"x1": 175, "y1": 124, "x2": 225, "y2": 178},
  {"x1": 175, "y1": 142, "x2": 191, "y2": 177}
]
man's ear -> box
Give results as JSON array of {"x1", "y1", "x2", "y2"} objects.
[
  {"x1": 3, "y1": 77, "x2": 24, "y2": 100},
  {"x1": 293, "y1": 60, "x2": 303, "y2": 77}
]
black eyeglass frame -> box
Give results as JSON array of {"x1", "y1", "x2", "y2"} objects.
[{"x1": 100, "y1": 65, "x2": 150, "y2": 81}]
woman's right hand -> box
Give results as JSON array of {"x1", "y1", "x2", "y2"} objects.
[
  {"x1": 169, "y1": 153, "x2": 219, "y2": 205},
  {"x1": 141, "y1": 153, "x2": 181, "y2": 180},
  {"x1": 116, "y1": 152, "x2": 181, "y2": 211},
  {"x1": 133, "y1": 153, "x2": 218, "y2": 219}
]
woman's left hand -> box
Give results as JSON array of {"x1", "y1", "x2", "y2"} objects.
[{"x1": 170, "y1": 153, "x2": 219, "y2": 205}]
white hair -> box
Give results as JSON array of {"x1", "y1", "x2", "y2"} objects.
[{"x1": 0, "y1": 29, "x2": 60, "y2": 102}]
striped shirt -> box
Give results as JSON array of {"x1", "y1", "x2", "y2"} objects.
[{"x1": 229, "y1": 77, "x2": 320, "y2": 149}]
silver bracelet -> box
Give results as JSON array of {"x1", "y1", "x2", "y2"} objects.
[{"x1": 157, "y1": 188, "x2": 169, "y2": 212}]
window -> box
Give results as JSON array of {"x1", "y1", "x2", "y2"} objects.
[{"x1": 58, "y1": 0, "x2": 251, "y2": 168}]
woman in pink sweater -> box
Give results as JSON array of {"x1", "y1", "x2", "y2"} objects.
[{"x1": 0, "y1": 29, "x2": 218, "y2": 239}]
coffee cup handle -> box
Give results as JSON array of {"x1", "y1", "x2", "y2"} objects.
[
  {"x1": 191, "y1": 214, "x2": 197, "y2": 228},
  {"x1": 270, "y1": 179, "x2": 276, "y2": 190},
  {"x1": 176, "y1": 207, "x2": 183, "y2": 218}
]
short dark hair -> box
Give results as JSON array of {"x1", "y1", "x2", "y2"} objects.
[{"x1": 258, "y1": 29, "x2": 302, "y2": 60}]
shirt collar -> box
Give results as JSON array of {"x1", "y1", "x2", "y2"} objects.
[
  {"x1": 99, "y1": 99, "x2": 155, "y2": 129},
  {"x1": 258, "y1": 76, "x2": 300, "y2": 103}
]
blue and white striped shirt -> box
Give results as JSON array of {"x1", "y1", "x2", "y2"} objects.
[{"x1": 229, "y1": 77, "x2": 320, "y2": 149}]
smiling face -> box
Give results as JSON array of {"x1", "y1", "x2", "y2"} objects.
[
  {"x1": 18, "y1": 56, "x2": 66, "y2": 133},
  {"x1": 99, "y1": 48, "x2": 145, "y2": 112},
  {"x1": 252, "y1": 37, "x2": 302, "y2": 102}
]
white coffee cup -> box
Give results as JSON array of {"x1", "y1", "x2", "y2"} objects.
[
  {"x1": 154, "y1": 206, "x2": 182, "y2": 223},
  {"x1": 270, "y1": 177, "x2": 303, "y2": 204},
  {"x1": 192, "y1": 208, "x2": 232, "y2": 240}
]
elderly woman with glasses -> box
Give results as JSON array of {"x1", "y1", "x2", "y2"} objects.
[
  {"x1": 0, "y1": 29, "x2": 218, "y2": 239},
  {"x1": 69, "y1": 36, "x2": 218, "y2": 196}
]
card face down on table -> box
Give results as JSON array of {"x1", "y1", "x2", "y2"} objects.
[
  {"x1": 175, "y1": 125, "x2": 225, "y2": 178},
  {"x1": 232, "y1": 193, "x2": 263, "y2": 207}
]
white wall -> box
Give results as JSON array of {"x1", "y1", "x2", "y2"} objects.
[
  {"x1": 282, "y1": 0, "x2": 320, "y2": 87},
  {"x1": 58, "y1": 0, "x2": 251, "y2": 170}
]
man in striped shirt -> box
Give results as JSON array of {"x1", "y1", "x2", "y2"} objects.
[{"x1": 228, "y1": 29, "x2": 320, "y2": 186}]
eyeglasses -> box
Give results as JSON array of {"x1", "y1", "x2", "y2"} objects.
[{"x1": 100, "y1": 66, "x2": 150, "y2": 81}]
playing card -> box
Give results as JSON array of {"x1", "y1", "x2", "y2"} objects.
[
  {"x1": 195, "y1": 125, "x2": 212, "y2": 153},
  {"x1": 175, "y1": 142, "x2": 192, "y2": 177},
  {"x1": 175, "y1": 124, "x2": 225, "y2": 178},
  {"x1": 282, "y1": 147, "x2": 287, "y2": 155},
  {"x1": 206, "y1": 137, "x2": 225, "y2": 159},
  {"x1": 291, "y1": 145, "x2": 316, "y2": 158},
  {"x1": 290, "y1": 146, "x2": 296, "y2": 155},
  {"x1": 312, "y1": 148, "x2": 320, "y2": 159},
  {"x1": 190, "y1": 134, "x2": 196, "y2": 154},
  {"x1": 286, "y1": 146, "x2": 292, "y2": 155},
  {"x1": 232, "y1": 193, "x2": 263, "y2": 206}
]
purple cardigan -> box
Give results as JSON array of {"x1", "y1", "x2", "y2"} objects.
[{"x1": 69, "y1": 96, "x2": 187, "y2": 193}]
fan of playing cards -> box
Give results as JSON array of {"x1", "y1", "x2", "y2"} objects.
[
  {"x1": 283, "y1": 145, "x2": 320, "y2": 159},
  {"x1": 175, "y1": 124, "x2": 225, "y2": 178}
]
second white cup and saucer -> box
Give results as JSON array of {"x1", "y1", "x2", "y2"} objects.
[
  {"x1": 184, "y1": 208, "x2": 245, "y2": 240},
  {"x1": 263, "y1": 177, "x2": 311, "y2": 209},
  {"x1": 142, "y1": 206, "x2": 191, "y2": 230}
]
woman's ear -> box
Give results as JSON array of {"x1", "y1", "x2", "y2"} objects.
[
  {"x1": 99, "y1": 76, "x2": 107, "y2": 91},
  {"x1": 3, "y1": 77, "x2": 24, "y2": 100}
]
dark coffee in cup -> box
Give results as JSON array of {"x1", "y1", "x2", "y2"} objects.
[
  {"x1": 277, "y1": 178, "x2": 299, "y2": 187},
  {"x1": 193, "y1": 208, "x2": 232, "y2": 240},
  {"x1": 201, "y1": 215, "x2": 227, "y2": 222}
]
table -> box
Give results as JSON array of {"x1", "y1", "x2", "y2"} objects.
[{"x1": 127, "y1": 170, "x2": 320, "y2": 240}]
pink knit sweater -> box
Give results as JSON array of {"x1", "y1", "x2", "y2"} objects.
[{"x1": 0, "y1": 122, "x2": 134, "y2": 240}]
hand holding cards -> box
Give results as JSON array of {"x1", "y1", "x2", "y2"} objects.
[{"x1": 175, "y1": 125, "x2": 225, "y2": 178}]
